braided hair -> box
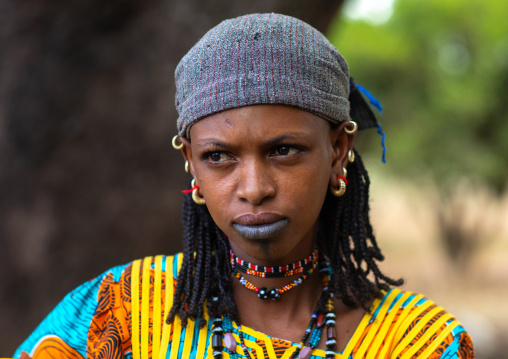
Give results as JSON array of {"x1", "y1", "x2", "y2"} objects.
[{"x1": 166, "y1": 148, "x2": 403, "y2": 328}]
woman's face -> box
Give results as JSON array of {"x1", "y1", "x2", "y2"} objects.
[{"x1": 182, "y1": 105, "x2": 352, "y2": 264}]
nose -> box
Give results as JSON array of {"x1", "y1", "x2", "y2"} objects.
[{"x1": 236, "y1": 158, "x2": 276, "y2": 205}]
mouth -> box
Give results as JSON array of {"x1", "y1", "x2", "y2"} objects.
[{"x1": 233, "y1": 214, "x2": 289, "y2": 240}]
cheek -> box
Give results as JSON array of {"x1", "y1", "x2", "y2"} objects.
[
  {"x1": 200, "y1": 179, "x2": 234, "y2": 228},
  {"x1": 279, "y1": 164, "x2": 330, "y2": 216}
]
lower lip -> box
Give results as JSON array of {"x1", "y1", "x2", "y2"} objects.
[{"x1": 233, "y1": 219, "x2": 289, "y2": 240}]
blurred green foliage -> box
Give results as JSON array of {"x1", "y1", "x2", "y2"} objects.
[{"x1": 329, "y1": 0, "x2": 508, "y2": 193}]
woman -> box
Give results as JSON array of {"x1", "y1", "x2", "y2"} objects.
[{"x1": 15, "y1": 13, "x2": 474, "y2": 359}]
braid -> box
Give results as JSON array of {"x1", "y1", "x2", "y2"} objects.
[
  {"x1": 166, "y1": 180, "x2": 238, "y2": 327},
  {"x1": 167, "y1": 149, "x2": 403, "y2": 325},
  {"x1": 319, "y1": 149, "x2": 403, "y2": 309}
]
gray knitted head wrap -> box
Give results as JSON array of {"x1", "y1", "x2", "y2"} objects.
[{"x1": 175, "y1": 13, "x2": 351, "y2": 138}]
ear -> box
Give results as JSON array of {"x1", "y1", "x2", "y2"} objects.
[
  {"x1": 179, "y1": 137, "x2": 196, "y2": 179},
  {"x1": 329, "y1": 121, "x2": 355, "y2": 188}
]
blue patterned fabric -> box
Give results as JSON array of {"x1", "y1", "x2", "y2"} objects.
[{"x1": 14, "y1": 264, "x2": 128, "y2": 358}]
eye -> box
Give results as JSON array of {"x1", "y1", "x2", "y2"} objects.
[
  {"x1": 207, "y1": 151, "x2": 231, "y2": 162},
  {"x1": 273, "y1": 145, "x2": 299, "y2": 156}
]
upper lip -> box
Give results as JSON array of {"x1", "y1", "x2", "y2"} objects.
[{"x1": 233, "y1": 213, "x2": 285, "y2": 226}]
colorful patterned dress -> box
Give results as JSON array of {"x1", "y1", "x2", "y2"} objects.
[{"x1": 14, "y1": 254, "x2": 474, "y2": 359}]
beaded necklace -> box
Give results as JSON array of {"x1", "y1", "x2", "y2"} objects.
[
  {"x1": 230, "y1": 249, "x2": 319, "y2": 300},
  {"x1": 232, "y1": 264, "x2": 317, "y2": 300},
  {"x1": 230, "y1": 249, "x2": 319, "y2": 278},
  {"x1": 210, "y1": 262, "x2": 337, "y2": 359}
]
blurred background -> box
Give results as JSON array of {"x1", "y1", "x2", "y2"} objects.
[{"x1": 0, "y1": 0, "x2": 506, "y2": 357}]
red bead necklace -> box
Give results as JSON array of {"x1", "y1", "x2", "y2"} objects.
[{"x1": 230, "y1": 249, "x2": 319, "y2": 278}]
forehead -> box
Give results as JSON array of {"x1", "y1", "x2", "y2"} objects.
[{"x1": 189, "y1": 105, "x2": 331, "y2": 143}]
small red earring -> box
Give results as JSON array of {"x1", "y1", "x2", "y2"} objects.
[
  {"x1": 336, "y1": 176, "x2": 347, "y2": 186},
  {"x1": 182, "y1": 179, "x2": 205, "y2": 205},
  {"x1": 330, "y1": 168, "x2": 348, "y2": 197}
]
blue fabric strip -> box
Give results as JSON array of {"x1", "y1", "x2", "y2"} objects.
[
  {"x1": 355, "y1": 83, "x2": 383, "y2": 114},
  {"x1": 377, "y1": 123, "x2": 387, "y2": 163}
]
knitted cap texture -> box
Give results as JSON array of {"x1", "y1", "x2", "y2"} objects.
[{"x1": 175, "y1": 13, "x2": 351, "y2": 138}]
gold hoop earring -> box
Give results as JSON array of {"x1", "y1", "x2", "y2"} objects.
[
  {"x1": 191, "y1": 179, "x2": 206, "y2": 205},
  {"x1": 343, "y1": 167, "x2": 347, "y2": 179},
  {"x1": 344, "y1": 121, "x2": 358, "y2": 135},
  {"x1": 348, "y1": 150, "x2": 355, "y2": 163},
  {"x1": 330, "y1": 177, "x2": 347, "y2": 197},
  {"x1": 184, "y1": 161, "x2": 190, "y2": 173},
  {"x1": 172, "y1": 135, "x2": 184, "y2": 150}
]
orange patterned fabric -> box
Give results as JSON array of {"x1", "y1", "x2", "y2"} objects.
[
  {"x1": 87, "y1": 257, "x2": 174, "y2": 359},
  {"x1": 20, "y1": 336, "x2": 84, "y2": 359},
  {"x1": 87, "y1": 264, "x2": 135, "y2": 359},
  {"x1": 252, "y1": 338, "x2": 293, "y2": 358}
]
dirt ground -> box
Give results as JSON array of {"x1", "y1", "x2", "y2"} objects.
[{"x1": 368, "y1": 170, "x2": 508, "y2": 358}]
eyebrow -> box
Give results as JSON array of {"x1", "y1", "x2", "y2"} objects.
[
  {"x1": 194, "y1": 138, "x2": 229, "y2": 148},
  {"x1": 265, "y1": 132, "x2": 313, "y2": 146},
  {"x1": 194, "y1": 132, "x2": 313, "y2": 149}
]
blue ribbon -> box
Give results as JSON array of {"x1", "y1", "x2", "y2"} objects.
[
  {"x1": 377, "y1": 123, "x2": 387, "y2": 163},
  {"x1": 353, "y1": 82, "x2": 387, "y2": 163},
  {"x1": 355, "y1": 83, "x2": 383, "y2": 114}
]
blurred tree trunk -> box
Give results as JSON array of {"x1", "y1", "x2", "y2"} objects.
[{"x1": 0, "y1": 0, "x2": 345, "y2": 352}]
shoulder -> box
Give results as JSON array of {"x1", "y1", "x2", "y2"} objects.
[
  {"x1": 357, "y1": 287, "x2": 475, "y2": 358},
  {"x1": 14, "y1": 254, "x2": 182, "y2": 359}
]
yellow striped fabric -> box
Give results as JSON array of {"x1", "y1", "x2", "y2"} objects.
[
  {"x1": 152, "y1": 255, "x2": 164, "y2": 359},
  {"x1": 131, "y1": 255, "x2": 472, "y2": 359},
  {"x1": 141, "y1": 258, "x2": 152, "y2": 359},
  {"x1": 158, "y1": 255, "x2": 176, "y2": 359},
  {"x1": 131, "y1": 259, "x2": 141, "y2": 359}
]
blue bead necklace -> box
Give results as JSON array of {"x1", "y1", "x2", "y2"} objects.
[{"x1": 209, "y1": 262, "x2": 337, "y2": 359}]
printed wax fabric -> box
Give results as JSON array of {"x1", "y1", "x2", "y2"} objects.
[{"x1": 15, "y1": 254, "x2": 474, "y2": 359}]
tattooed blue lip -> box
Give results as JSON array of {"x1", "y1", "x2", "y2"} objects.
[{"x1": 233, "y1": 219, "x2": 289, "y2": 240}]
